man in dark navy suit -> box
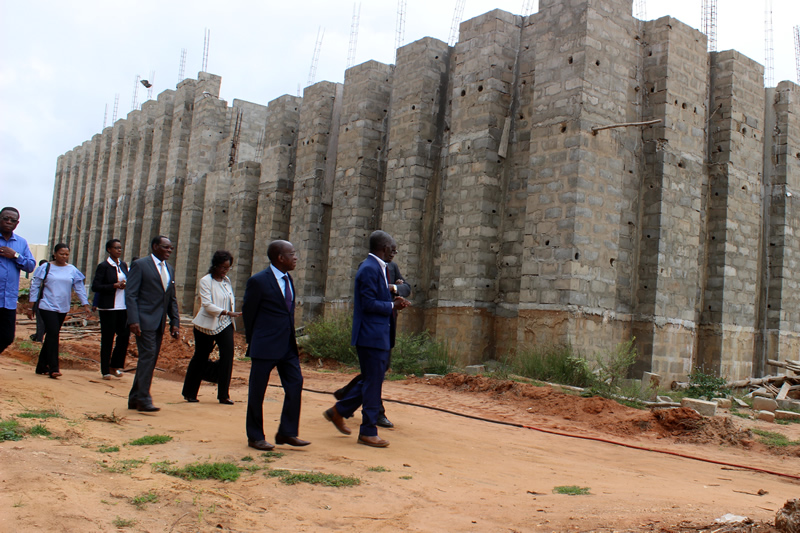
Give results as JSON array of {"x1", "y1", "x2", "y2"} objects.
[
  {"x1": 243, "y1": 240, "x2": 310, "y2": 451},
  {"x1": 323, "y1": 230, "x2": 410, "y2": 448}
]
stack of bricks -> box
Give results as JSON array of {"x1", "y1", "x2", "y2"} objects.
[{"x1": 47, "y1": 0, "x2": 800, "y2": 382}]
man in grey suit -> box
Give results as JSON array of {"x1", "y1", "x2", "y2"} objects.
[{"x1": 125, "y1": 236, "x2": 180, "y2": 412}]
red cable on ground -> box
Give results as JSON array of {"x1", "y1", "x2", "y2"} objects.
[{"x1": 299, "y1": 386, "x2": 800, "y2": 482}]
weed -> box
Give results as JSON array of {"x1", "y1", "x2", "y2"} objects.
[
  {"x1": 261, "y1": 451, "x2": 285, "y2": 462},
  {"x1": 751, "y1": 429, "x2": 800, "y2": 447},
  {"x1": 86, "y1": 411, "x2": 125, "y2": 424},
  {"x1": 508, "y1": 344, "x2": 595, "y2": 388},
  {"x1": 128, "y1": 434, "x2": 172, "y2": 446},
  {"x1": 12, "y1": 499, "x2": 24, "y2": 508},
  {"x1": 302, "y1": 311, "x2": 357, "y2": 365},
  {"x1": 392, "y1": 332, "x2": 456, "y2": 376},
  {"x1": 98, "y1": 445, "x2": 120, "y2": 453},
  {"x1": 0, "y1": 419, "x2": 24, "y2": 442},
  {"x1": 399, "y1": 475, "x2": 413, "y2": 480},
  {"x1": 101, "y1": 459, "x2": 146, "y2": 474},
  {"x1": 553, "y1": 485, "x2": 591, "y2": 495},
  {"x1": 731, "y1": 412, "x2": 751, "y2": 420},
  {"x1": 686, "y1": 370, "x2": 730, "y2": 400},
  {"x1": 267, "y1": 469, "x2": 361, "y2": 487},
  {"x1": 15, "y1": 340, "x2": 38, "y2": 354},
  {"x1": 28, "y1": 424, "x2": 50, "y2": 437},
  {"x1": 240, "y1": 455, "x2": 254, "y2": 462},
  {"x1": 130, "y1": 491, "x2": 158, "y2": 509},
  {"x1": 777, "y1": 418, "x2": 800, "y2": 425},
  {"x1": 240, "y1": 464, "x2": 262, "y2": 473},
  {"x1": 594, "y1": 338, "x2": 637, "y2": 392},
  {"x1": 367, "y1": 466, "x2": 389, "y2": 472},
  {"x1": 100, "y1": 499, "x2": 117, "y2": 505},
  {"x1": 17, "y1": 409, "x2": 62, "y2": 419},
  {"x1": 112, "y1": 516, "x2": 137, "y2": 528},
  {"x1": 154, "y1": 461, "x2": 241, "y2": 482}
]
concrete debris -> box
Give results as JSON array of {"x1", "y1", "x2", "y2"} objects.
[
  {"x1": 715, "y1": 513, "x2": 749, "y2": 524},
  {"x1": 465, "y1": 365, "x2": 485, "y2": 375},
  {"x1": 712, "y1": 398, "x2": 732, "y2": 408},
  {"x1": 752, "y1": 397, "x2": 778, "y2": 413},
  {"x1": 776, "y1": 499, "x2": 800, "y2": 533},
  {"x1": 755, "y1": 410, "x2": 776, "y2": 423},
  {"x1": 680, "y1": 397, "x2": 717, "y2": 417},
  {"x1": 775, "y1": 410, "x2": 800, "y2": 421}
]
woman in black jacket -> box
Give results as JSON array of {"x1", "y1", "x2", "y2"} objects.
[{"x1": 91, "y1": 239, "x2": 130, "y2": 379}]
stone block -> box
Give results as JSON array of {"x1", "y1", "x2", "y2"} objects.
[
  {"x1": 777, "y1": 399, "x2": 800, "y2": 411},
  {"x1": 681, "y1": 397, "x2": 717, "y2": 417},
  {"x1": 752, "y1": 396, "x2": 778, "y2": 412},
  {"x1": 712, "y1": 398, "x2": 732, "y2": 408},
  {"x1": 775, "y1": 410, "x2": 800, "y2": 421},
  {"x1": 465, "y1": 365, "x2": 486, "y2": 375},
  {"x1": 640, "y1": 372, "x2": 661, "y2": 400},
  {"x1": 657, "y1": 395, "x2": 674, "y2": 403},
  {"x1": 755, "y1": 410, "x2": 775, "y2": 423}
]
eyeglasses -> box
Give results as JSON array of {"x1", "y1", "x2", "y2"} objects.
[{"x1": 1, "y1": 216, "x2": 19, "y2": 223}]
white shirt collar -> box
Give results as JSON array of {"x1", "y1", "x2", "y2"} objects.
[
  {"x1": 368, "y1": 253, "x2": 387, "y2": 270},
  {"x1": 107, "y1": 257, "x2": 121, "y2": 268},
  {"x1": 269, "y1": 263, "x2": 287, "y2": 280}
]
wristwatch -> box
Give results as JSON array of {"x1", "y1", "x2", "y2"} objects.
[{"x1": 14, "y1": 251, "x2": 19, "y2": 259}]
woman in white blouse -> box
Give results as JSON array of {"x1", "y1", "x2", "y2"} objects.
[
  {"x1": 91, "y1": 239, "x2": 130, "y2": 380},
  {"x1": 182, "y1": 250, "x2": 241, "y2": 404}
]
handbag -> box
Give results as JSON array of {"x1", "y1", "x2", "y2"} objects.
[{"x1": 32, "y1": 263, "x2": 51, "y2": 312}]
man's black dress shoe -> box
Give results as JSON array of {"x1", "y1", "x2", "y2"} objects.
[
  {"x1": 138, "y1": 404, "x2": 161, "y2": 412},
  {"x1": 376, "y1": 415, "x2": 394, "y2": 429},
  {"x1": 128, "y1": 402, "x2": 137, "y2": 410},
  {"x1": 248, "y1": 439, "x2": 275, "y2": 451},
  {"x1": 184, "y1": 397, "x2": 199, "y2": 403},
  {"x1": 219, "y1": 399, "x2": 234, "y2": 405},
  {"x1": 275, "y1": 434, "x2": 311, "y2": 447}
]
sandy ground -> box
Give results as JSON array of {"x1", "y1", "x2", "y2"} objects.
[{"x1": 1, "y1": 318, "x2": 799, "y2": 533}]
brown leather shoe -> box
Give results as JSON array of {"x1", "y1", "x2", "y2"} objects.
[
  {"x1": 357, "y1": 434, "x2": 390, "y2": 448},
  {"x1": 248, "y1": 439, "x2": 275, "y2": 451},
  {"x1": 323, "y1": 406, "x2": 351, "y2": 435},
  {"x1": 275, "y1": 434, "x2": 311, "y2": 447}
]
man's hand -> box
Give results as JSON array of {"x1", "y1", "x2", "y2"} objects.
[
  {"x1": 26, "y1": 309, "x2": 35, "y2": 320},
  {"x1": 392, "y1": 296, "x2": 411, "y2": 310},
  {"x1": 129, "y1": 323, "x2": 142, "y2": 337},
  {"x1": 0, "y1": 246, "x2": 17, "y2": 259},
  {"x1": 170, "y1": 325, "x2": 180, "y2": 339}
]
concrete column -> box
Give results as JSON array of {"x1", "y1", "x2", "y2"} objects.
[
  {"x1": 325, "y1": 61, "x2": 394, "y2": 304},
  {"x1": 289, "y1": 82, "x2": 341, "y2": 323},
  {"x1": 226, "y1": 162, "x2": 261, "y2": 309},
  {"x1": 252, "y1": 95, "x2": 300, "y2": 272},
  {"x1": 698, "y1": 50, "x2": 765, "y2": 380},
  {"x1": 140, "y1": 91, "x2": 175, "y2": 258},
  {"x1": 85, "y1": 128, "x2": 113, "y2": 275},
  {"x1": 62, "y1": 145, "x2": 84, "y2": 250},
  {"x1": 381, "y1": 37, "x2": 452, "y2": 335},
  {"x1": 99, "y1": 120, "x2": 127, "y2": 259},
  {"x1": 48, "y1": 155, "x2": 66, "y2": 250},
  {"x1": 124, "y1": 102, "x2": 157, "y2": 260},
  {"x1": 75, "y1": 136, "x2": 102, "y2": 274},
  {"x1": 113, "y1": 110, "x2": 142, "y2": 249}
]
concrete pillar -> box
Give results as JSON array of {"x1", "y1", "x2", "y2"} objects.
[
  {"x1": 381, "y1": 38, "x2": 452, "y2": 335},
  {"x1": 289, "y1": 81, "x2": 341, "y2": 323},
  {"x1": 113, "y1": 110, "x2": 142, "y2": 250},
  {"x1": 85, "y1": 128, "x2": 113, "y2": 276},
  {"x1": 226, "y1": 162, "x2": 261, "y2": 309},
  {"x1": 325, "y1": 61, "x2": 394, "y2": 304},
  {"x1": 62, "y1": 145, "x2": 84, "y2": 250},
  {"x1": 75, "y1": 136, "x2": 102, "y2": 274},
  {"x1": 632, "y1": 17, "x2": 708, "y2": 379},
  {"x1": 99, "y1": 120, "x2": 127, "y2": 260},
  {"x1": 140, "y1": 90, "x2": 175, "y2": 258},
  {"x1": 698, "y1": 50, "x2": 765, "y2": 380},
  {"x1": 124, "y1": 102, "x2": 157, "y2": 260},
  {"x1": 48, "y1": 155, "x2": 66, "y2": 251},
  {"x1": 252, "y1": 95, "x2": 300, "y2": 273}
]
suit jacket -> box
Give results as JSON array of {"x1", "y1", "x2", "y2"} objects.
[
  {"x1": 386, "y1": 261, "x2": 410, "y2": 348},
  {"x1": 191, "y1": 273, "x2": 236, "y2": 331},
  {"x1": 351, "y1": 255, "x2": 394, "y2": 350},
  {"x1": 242, "y1": 267, "x2": 296, "y2": 360},
  {"x1": 91, "y1": 259, "x2": 129, "y2": 310},
  {"x1": 125, "y1": 256, "x2": 179, "y2": 331}
]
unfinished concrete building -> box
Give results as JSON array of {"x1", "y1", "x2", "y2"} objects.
[{"x1": 49, "y1": 0, "x2": 800, "y2": 382}]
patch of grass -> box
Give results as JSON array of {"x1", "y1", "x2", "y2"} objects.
[
  {"x1": 128, "y1": 434, "x2": 172, "y2": 446},
  {"x1": 731, "y1": 412, "x2": 751, "y2": 420},
  {"x1": 240, "y1": 455, "x2": 254, "y2": 462},
  {"x1": 15, "y1": 340, "x2": 38, "y2": 354},
  {"x1": 28, "y1": 424, "x2": 50, "y2": 437},
  {"x1": 507, "y1": 344, "x2": 595, "y2": 388},
  {"x1": 367, "y1": 466, "x2": 389, "y2": 472},
  {"x1": 391, "y1": 332, "x2": 457, "y2": 377},
  {"x1": 98, "y1": 445, "x2": 120, "y2": 453},
  {"x1": 112, "y1": 516, "x2": 137, "y2": 528},
  {"x1": 101, "y1": 458, "x2": 146, "y2": 474},
  {"x1": 154, "y1": 461, "x2": 241, "y2": 482},
  {"x1": 240, "y1": 464, "x2": 262, "y2": 473},
  {"x1": 751, "y1": 429, "x2": 800, "y2": 447},
  {"x1": 553, "y1": 485, "x2": 591, "y2": 495},
  {"x1": 130, "y1": 491, "x2": 158, "y2": 509},
  {"x1": 593, "y1": 339, "x2": 637, "y2": 393},
  {"x1": 261, "y1": 451, "x2": 285, "y2": 463},
  {"x1": 267, "y1": 469, "x2": 361, "y2": 487},
  {"x1": 686, "y1": 370, "x2": 730, "y2": 400},
  {"x1": 0, "y1": 419, "x2": 24, "y2": 442},
  {"x1": 302, "y1": 311, "x2": 357, "y2": 365},
  {"x1": 399, "y1": 475, "x2": 413, "y2": 480},
  {"x1": 17, "y1": 409, "x2": 62, "y2": 419},
  {"x1": 86, "y1": 411, "x2": 126, "y2": 424},
  {"x1": 776, "y1": 418, "x2": 800, "y2": 425}
]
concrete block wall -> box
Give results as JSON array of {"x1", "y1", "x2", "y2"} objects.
[{"x1": 50, "y1": 0, "x2": 800, "y2": 382}]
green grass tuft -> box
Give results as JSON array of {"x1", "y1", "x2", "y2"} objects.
[
  {"x1": 240, "y1": 455, "x2": 254, "y2": 462},
  {"x1": 153, "y1": 461, "x2": 241, "y2": 482},
  {"x1": 399, "y1": 475, "x2": 413, "y2": 480},
  {"x1": 267, "y1": 469, "x2": 360, "y2": 486},
  {"x1": 553, "y1": 485, "x2": 591, "y2": 495},
  {"x1": 301, "y1": 311, "x2": 357, "y2": 365},
  {"x1": 98, "y1": 445, "x2": 120, "y2": 453},
  {"x1": 112, "y1": 516, "x2": 137, "y2": 528},
  {"x1": 261, "y1": 451, "x2": 285, "y2": 462},
  {"x1": 0, "y1": 419, "x2": 24, "y2": 442},
  {"x1": 751, "y1": 428, "x2": 800, "y2": 447},
  {"x1": 367, "y1": 466, "x2": 390, "y2": 472},
  {"x1": 130, "y1": 491, "x2": 158, "y2": 509},
  {"x1": 28, "y1": 424, "x2": 50, "y2": 437},
  {"x1": 101, "y1": 459, "x2": 147, "y2": 474},
  {"x1": 128, "y1": 434, "x2": 172, "y2": 446},
  {"x1": 17, "y1": 409, "x2": 63, "y2": 419},
  {"x1": 504, "y1": 344, "x2": 595, "y2": 388}
]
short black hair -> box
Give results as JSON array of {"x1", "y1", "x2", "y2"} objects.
[
  {"x1": 38, "y1": 259, "x2": 48, "y2": 266},
  {"x1": 267, "y1": 240, "x2": 291, "y2": 263},
  {"x1": 54, "y1": 243, "x2": 69, "y2": 254},
  {"x1": 208, "y1": 250, "x2": 234, "y2": 275},
  {"x1": 369, "y1": 230, "x2": 392, "y2": 253},
  {"x1": 105, "y1": 238, "x2": 121, "y2": 252},
  {"x1": 150, "y1": 235, "x2": 169, "y2": 250},
  {"x1": 0, "y1": 207, "x2": 20, "y2": 217}
]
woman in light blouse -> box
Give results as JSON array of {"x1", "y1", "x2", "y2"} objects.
[
  {"x1": 27, "y1": 243, "x2": 91, "y2": 378},
  {"x1": 182, "y1": 250, "x2": 241, "y2": 404},
  {"x1": 91, "y1": 239, "x2": 130, "y2": 379}
]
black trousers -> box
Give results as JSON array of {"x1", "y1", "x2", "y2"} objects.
[
  {"x1": 182, "y1": 325, "x2": 234, "y2": 401},
  {"x1": 246, "y1": 351, "x2": 303, "y2": 442},
  {"x1": 128, "y1": 323, "x2": 165, "y2": 408},
  {"x1": 98, "y1": 309, "x2": 130, "y2": 375},
  {"x1": 36, "y1": 309, "x2": 67, "y2": 374},
  {"x1": 0, "y1": 307, "x2": 16, "y2": 354}
]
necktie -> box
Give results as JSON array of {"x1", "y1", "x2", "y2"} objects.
[
  {"x1": 283, "y1": 274, "x2": 293, "y2": 312},
  {"x1": 159, "y1": 261, "x2": 169, "y2": 290}
]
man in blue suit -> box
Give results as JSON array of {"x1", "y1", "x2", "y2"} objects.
[
  {"x1": 243, "y1": 239, "x2": 310, "y2": 451},
  {"x1": 324, "y1": 230, "x2": 410, "y2": 448}
]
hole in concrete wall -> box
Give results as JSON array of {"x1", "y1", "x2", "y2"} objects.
[
  {"x1": 742, "y1": 127, "x2": 747, "y2": 135},
  {"x1": 519, "y1": 114, "x2": 524, "y2": 119},
  {"x1": 796, "y1": 153, "x2": 800, "y2": 158},
  {"x1": 492, "y1": 209, "x2": 496, "y2": 213},
  {"x1": 478, "y1": 85, "x2": 484, "y2": 92},
  {"x1": 681, "y1": 103, "x2": 687, "y2": 109},
  {"x1": 568, "y1": 56, "x2": 573, "y2": 64},
  {"x1": 711, "y1": 236, "x2": 716, "y2": 240},
  {"x1": 648, "y1": 51, "x2": 653, "y2": 56},
  {"x1": 545, "y1": 240, "x2": 550, "y2": 245},
  {"x1": 643, "y1": 285, "x2": 648, "y2": 289},
  {"x1": 708, "y1": 306, "x2": 712, "y2": 310},
  {"x1": 560, "y1": 124, "x2": 567, "y2": 133},
  {"x1": 435, "y1": 55, "x2": 439, "y2": 59},
  {"x1": 595, "y1": 60, "x2": 600, "y2": 66},
  {"x1": 714, "y1": 192, "x2": 719, "y2": 196},
  {"x1": 694, "y1": 107, "x2": 697, "y2": 113},
  {"x1": 650, "y1": 87, "x2": 655, "y2": 93},
  {"x1": 674, "y1": 100, "x2": 678, "y2": 105},
  {"x1": 767, "y1": 304, "x2": 771, "y2": 308},
  {"x1": 646, "y1": 234, "x2": 651, "y2": 238},
  {"x1": 345, "y1": 128, "x2": 349, "y2": 132},
  {"x1": 649, "y1": 184, "x2": 654, "y2": 189},
  {"x1": 574, "y1": 252, "x2": 580, "y2": 260},
  {"x1": 610, "y1": 258, "x2": 615, "y2": 266},
  {"x1": 411, "y1": 105, "x2": 416, "y2": 110},
  {"x1": 770, "y1": 242, "x2": 776, "y2": 246},
  {"x1": 742, "y1": 185, "x2": 747, "y2": 191},
  {"x1": 427, "y1": 139, "x2": 432, "y2": 143},
  {"x1": 716, "y1": 146, "x2": 723, "y2": 152},
  {"x1": 461, "y1": 89, "x2": 466, "y2": 96},
  {"x1": 678, "y1": 161, "x2": 685, "y2": 168}
]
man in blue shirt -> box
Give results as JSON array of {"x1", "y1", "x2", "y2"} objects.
[{"x1": 0, "y1": 207, "x2": 36, "y2": 354}]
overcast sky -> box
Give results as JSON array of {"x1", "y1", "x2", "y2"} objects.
[{"x1": 1, "y1": 0, "x2": 797, "y2": 245}]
